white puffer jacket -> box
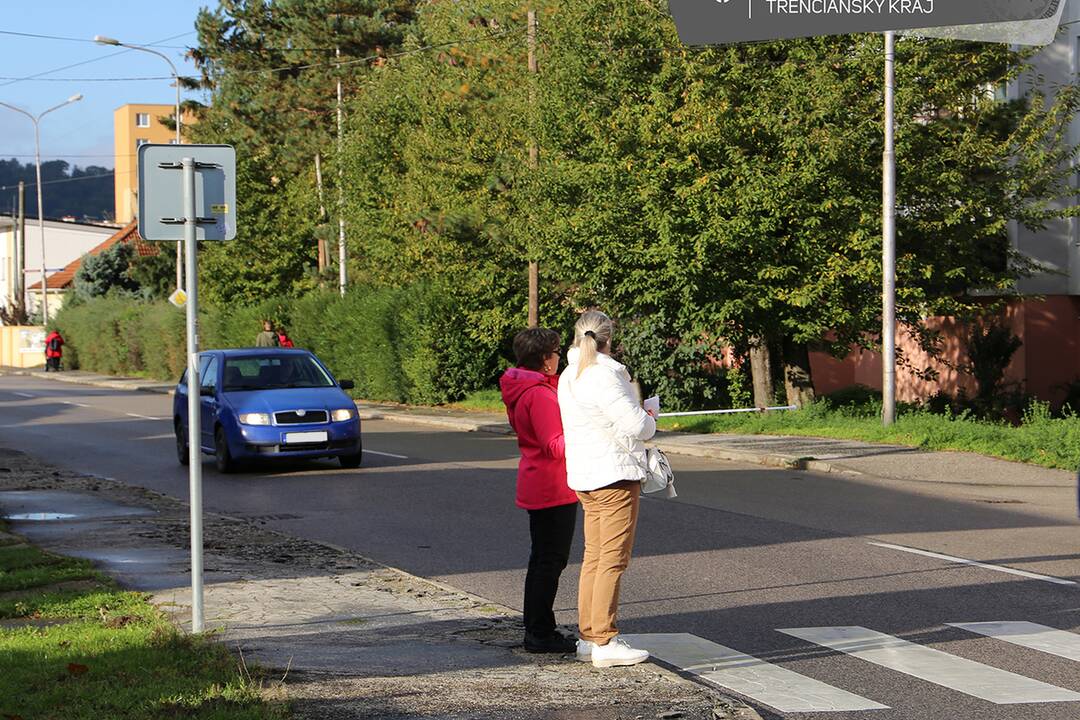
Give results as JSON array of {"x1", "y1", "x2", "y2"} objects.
[{"x1": 558, "y1": 347, "x2": 657, "y2": 492}]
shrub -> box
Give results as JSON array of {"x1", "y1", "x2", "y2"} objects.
[{"x1": 54, "y1": 283, "x2": 502, "y2": 405}]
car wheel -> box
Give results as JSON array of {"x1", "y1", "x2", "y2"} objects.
[
  {"x1": 175, "y1": 419, "x2": 190, "y2": 466},
  {"x1": 338, "y1": 444, "x2": 363, "y2": 469},
  {"x1": 214, "y1": 426, "x2": 235, "y2": 474}
]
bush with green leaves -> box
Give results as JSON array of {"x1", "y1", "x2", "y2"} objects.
[{"x1": 51, "y1": 283, "x2": 501, "y2": 405}]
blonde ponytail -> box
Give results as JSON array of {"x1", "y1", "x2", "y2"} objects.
[{"x1": 574, "y1": 310, "x2": 614, "y2": 378}]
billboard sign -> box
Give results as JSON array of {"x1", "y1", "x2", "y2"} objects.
[{"x1": 669, "y1": 0, "x2": 1061, "y2": 45}]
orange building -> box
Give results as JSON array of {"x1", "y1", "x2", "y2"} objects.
[{"x1": 112, "y1": 103, "x2": 186, "y2": 224}]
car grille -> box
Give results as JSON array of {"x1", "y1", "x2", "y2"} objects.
[{"x1": 274, "y1": 410, "x2": 328, "y2": 425}]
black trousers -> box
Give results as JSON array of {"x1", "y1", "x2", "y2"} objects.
[
  {"x1": 524, "y1": 502, "x2": 578, "y2": 637},
  {"x1": 45, "y1": 357, "x2": 61, "y2": 371}
]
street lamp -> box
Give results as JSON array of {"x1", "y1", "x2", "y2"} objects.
[
  {"x1": 0, "y1": 93, "x2": 83, "y2": 324},
  {"x1": 94, "y1": 34, "x2": 184, "y2": 291}
]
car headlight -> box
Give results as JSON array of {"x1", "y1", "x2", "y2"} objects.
[
  {"x1": 332, "y1": 408, "x2": 356, "y2": 422},
  {"x1": 238, "y1": 412, "x2": 271, "y2": 426}
]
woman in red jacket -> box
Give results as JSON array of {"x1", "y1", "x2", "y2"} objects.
[{"x1": 499, "y1": 328, "x2": 578, "y2": 654}]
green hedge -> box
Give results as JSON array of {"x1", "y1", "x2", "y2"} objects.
[{"x1": 52, "y1": 284, "x2": 501, "y2": 404}]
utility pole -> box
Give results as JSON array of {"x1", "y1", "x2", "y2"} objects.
[
  {"x1": 16, "y1": 182, "x2": 25, "y2": 313},
  {"x1": 526, "y1": 9, "x2": 539, "y2": 328},
  {"x1": 336, "y1": 46, "x2": 347, "y2": 297},
  {"x1": 882, "y1": 31, "x2": 897, "y2": 426},
  {"x1": 314, "y1": 152, "x2": 327, "y2": 272}
]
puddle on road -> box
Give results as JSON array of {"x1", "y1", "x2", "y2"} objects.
[{"x1": 4, "y1": 512, "x2": 78, "y2": 521}]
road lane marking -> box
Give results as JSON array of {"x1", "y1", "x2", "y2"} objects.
[
  {"x1": 125, "y1": 412, "x2": 168, "y2": 421},
  {"x1": 868, "y1": 541, "x2": 1077, "y2": 587},
  {"x1": 365, "y1": 449, "x2": 409, "y2": 459},
  {"x1": 779, "y1": 626, "x2": 1080, "y2": 704},
  {"x1": 620, "y1": 633, "x2": 888, "y2": 713},
  {"x1": 64, "y1": 401, "x2": 89, "y2": 408},
  {"x1": 13, "y1": 392, "x2": 34, "y2": 398},
  {"x1": 949, "y1": 622, "x2": 1080, "y2": 663}
]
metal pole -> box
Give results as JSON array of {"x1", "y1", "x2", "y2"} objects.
[
  {"x1": 882, "y1": 31, "x2": 897, "y2": 426},
  {"x1": 93, "y1": 37, "x2": 183, "y2": 292},
  {"x1": 34, "y1": 120, "x2": 48, "y2": 323},
  {"x1": 314, "y1": 152, "x2": 327, "y2": 272},
  {"x1": 336, "y1": 47, "x2": 347, "y2": 297},
  {"x1": 182, "y1": 156, "x2": 204, "y2": 633},
  {"x1": 175, "y1": 75, "x2": 183, "y2": 294},
  {"x1": 16, "y1": 182, "x2": 24, "y2": 312},
  {"x1": 527, "y1": 9, "x2": 539, "y2": 328}
]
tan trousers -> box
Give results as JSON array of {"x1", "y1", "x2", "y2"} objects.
[{"x1": 576, "y1": 480, "x2": 640, "y2": 645}]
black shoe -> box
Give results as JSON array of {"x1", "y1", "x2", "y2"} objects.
[{"x1": 524, "y1": 631, "x2": 578, "y2": 654}]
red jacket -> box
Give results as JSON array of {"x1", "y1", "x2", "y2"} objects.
[
  {"x1": 45, "y1": 331, "x2": 63, "y2": 358},
  {"x1": 499, "y1": 367, "x2": 577, "y2": 510}
]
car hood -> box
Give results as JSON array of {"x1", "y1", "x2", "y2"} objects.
[{"x1": 224, "y1": 386, "x2": 353, "y2": 414}]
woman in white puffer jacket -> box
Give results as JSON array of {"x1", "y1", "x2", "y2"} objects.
[{"x1": 558, "y1": 310, "x2": 656, "y2": 668}]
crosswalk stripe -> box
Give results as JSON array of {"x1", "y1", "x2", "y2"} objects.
[
  {"x1": 949, "y1": 622, "x2": 1080, "y2": 663},
  {"x1": 620, "y1": 633, "x2": 889, "y2": 713},
  {"x1": 780, "y1": 626, "x2": 1080, "y2": 704}
]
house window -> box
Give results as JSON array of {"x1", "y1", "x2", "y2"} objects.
[
  {"x1": 135, "y1": 138, "x2": 150, "y2": 150},
  {"x1": 135, "y1": 113, "x2": 150, "y2": 127}
]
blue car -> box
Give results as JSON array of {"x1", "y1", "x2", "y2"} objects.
[{"x1": 173, "y1": 348, "x2": 362, "y2": 473}]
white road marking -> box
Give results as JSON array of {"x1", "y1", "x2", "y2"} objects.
[
  {"x1": 64, "y1": 401, "x2": 89, "y2": 408},
  {"x1": 365, "y1": 449, "x2": 409, "y2": 459},
  {"x1": 13, "y1": 392, "x2": 34, "y2": 398},
  {"x1": 868, "y1": 541, "x2": 1077, "y2": 587},
  {"x1": 620, "y1": 633, "x2": 888, "y2": 713},
  {"x1": 949, "y1": 622, "x2": 1080, "y2": 663},
  {"x1": 780, "y1": 626, "x2": 1080, "y2": 704},
  {"x1": 125, "y1": 412, "x2": 168, "y2": 421}
]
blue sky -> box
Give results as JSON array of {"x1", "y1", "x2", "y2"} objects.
[{"x1": 0, "y1": 0, "x2": 208, "y2": 170}]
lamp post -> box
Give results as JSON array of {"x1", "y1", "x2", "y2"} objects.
[
  {"x1": 94, "y1": 35, "x2": 183, "y2": 291},
  {"x1": 0, "y1": 94, "x2": 83, "y2": 323}
]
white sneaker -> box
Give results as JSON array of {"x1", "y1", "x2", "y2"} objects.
[
  {"x1": 591, "y1": 635, "x2": 650, "y2": 668},
  {"x1": 576, "y1": 639, "x2": 594, "y2": 662}
]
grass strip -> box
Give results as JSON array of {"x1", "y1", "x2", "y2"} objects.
[
  {"x1": 657, "y1": 402, "x2": 1080, "y2": 471},
  {"x1": 455, "y1": 388, "x2": 1079, "y2": 471},
  {"x1": 0, "y1": 532, "x2": 286, "y2": 720}
]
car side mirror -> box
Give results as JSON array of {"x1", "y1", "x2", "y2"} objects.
[
  {"x1": 339, "y1": 380, "x2": 355, "y2": 390},
  {"x1": 199, "y1": 386, "x2": 215, "y2": 397}
]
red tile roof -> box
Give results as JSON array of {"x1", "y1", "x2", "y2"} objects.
[{"x1": 29, "y1": 221, "x2": 160, "y2": 290}]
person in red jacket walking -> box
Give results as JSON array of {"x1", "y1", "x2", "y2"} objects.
[
  {"x1": 500, "y1": 327, "x2": 578, "y2": 654},
  {"x1": 44, "y1": 330, "x2": 63, "y2": 372}
]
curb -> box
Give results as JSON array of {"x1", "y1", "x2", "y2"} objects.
[
  {"x1": 0, "y1": 367, "x2": 174, "y2": 395},
  {"x1": 2, "y1": 367, "x2": 847, "y2": 475}
]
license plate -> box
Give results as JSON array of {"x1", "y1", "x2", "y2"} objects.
[{"x1": 284, "y1": 431, "x2": 328, "y2": 444}]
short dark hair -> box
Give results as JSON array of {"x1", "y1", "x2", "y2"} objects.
[{"x1": 513, "y1": 328, "x2": 561, "y2": 371}]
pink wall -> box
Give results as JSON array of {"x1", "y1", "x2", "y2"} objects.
[{"x1": 810, "y1": 296, "x2": 1080, "y2": 405}]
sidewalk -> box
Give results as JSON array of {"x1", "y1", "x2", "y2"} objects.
[
  {"x1": 3, "y1": 366, "x2": 1072, "y2": 489},
  {"x1": 0, "y1": 446, "x2": 757, "y2": 720}
]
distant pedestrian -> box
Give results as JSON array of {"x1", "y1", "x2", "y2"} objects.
[
  {"x1": 255, "y1": 320, "x2": 278, "y2": 348},
  {"x1": 500, "y1": 327, "x2": 578, "y2": 654},
  {"x1": 44, "y1": 329, "x2": 64, "y2": 372},
  {"x1": 276, "y1": 327, "x2": 294, "y2": 348},
  {"x1": 559, "y1": 310, "x2": 657, "y2": 668}
]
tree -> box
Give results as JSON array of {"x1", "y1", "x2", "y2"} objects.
[
  {"x1": 528, "y1": 15, "x2": 1080, "y2": 407},
  {"x1": 73, "y1": 243, "x2": 139, "y2": 300},
  {"x1": 0, "y1": 159, "x2": 113, "y2": 221},
  {"x1": 187, "y1": 0, "x2": 417, "y2": 303}
]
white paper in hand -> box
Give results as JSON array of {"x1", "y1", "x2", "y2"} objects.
[{"x1": 644, "y1": 396, "x2": 660, "y2": 416}]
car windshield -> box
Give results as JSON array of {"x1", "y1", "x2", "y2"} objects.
[{"x1": 222, "y1": 355, "x2": 335, "y2": 391}]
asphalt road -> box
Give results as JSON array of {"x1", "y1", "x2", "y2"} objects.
[{"x1": 3, "y1": 374, "x2": 1080, "y2": 720}]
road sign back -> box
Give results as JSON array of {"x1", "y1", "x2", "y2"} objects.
[
  {"x1": 137, "y1": 144, "x2": 237, "y2": 241},
  {"x1": 668, "y1": 0, "x2": 1059, "y2": 45}
]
